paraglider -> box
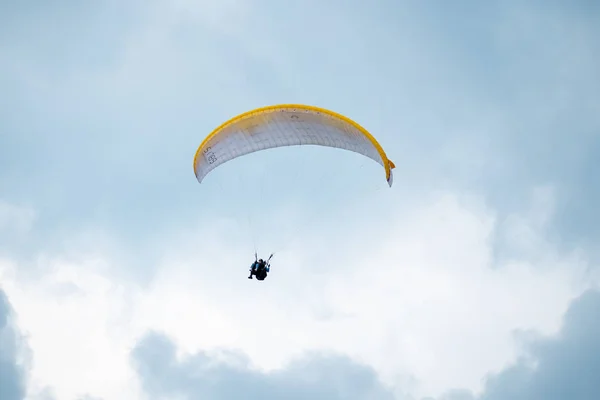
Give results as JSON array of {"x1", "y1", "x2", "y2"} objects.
[
  {"x1": 192, "y1": 104, "x2": 395, "y2": 280},
  {"x1": 248, "y1": 253, "x2": 272, "y2": 281}
]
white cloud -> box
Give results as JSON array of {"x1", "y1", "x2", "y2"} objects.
[
  {"x1": 0, "y1": 257, "x2": 142, "y2": 400},
  {"x1": 0, "y1": 186, "x2": 594, "y2": 400}
]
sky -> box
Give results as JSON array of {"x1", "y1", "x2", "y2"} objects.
[{"x1": 1, "y1": 0, "x2": 599, "y2": 399}]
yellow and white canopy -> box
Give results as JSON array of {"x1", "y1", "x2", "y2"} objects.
[{"x1": 193, "y1": 104, "x2": 395, "y2": 186}]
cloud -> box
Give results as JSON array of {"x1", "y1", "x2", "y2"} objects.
[
  {"x1": 130, "y1": 289, "x2": 600, "y2": 400},
  {"x1": 435, "y1": 288, "x2": 600, "y2": 400},
  {"x1": 0, "y1": 288, "x2": 28, "y2": 400},
  {"x1": 402, "y1": 0, "x2": 600, "y2": 258},
  {"x1": 1, "y1": 184, "x2": 595, "y2": 399},
  {"x1": 131, "y1": 331, "x2": 396, "y2": 400}
]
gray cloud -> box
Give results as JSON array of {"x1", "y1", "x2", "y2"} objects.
[
  {"x1": 0, "y1": 288, "x2": 104, "y2": 400},
  {"x1": 436, "y1": 288, "x2": 600, "y2": 400},
  {"x1": 0, "y1": 289, "x2": 28, "y2": 400},
  {"x1": 130, "y1": 289, "x2": 600, "y2": 400},
  {"x1": 131, "y1": 331, "x2": 396, "y2": 400}
]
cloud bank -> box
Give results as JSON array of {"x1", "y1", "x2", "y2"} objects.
[{"x1": 127, "y1": 288, "x2": 600, "y2": 400}]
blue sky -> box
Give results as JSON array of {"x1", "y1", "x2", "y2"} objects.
[{"x1": 1, "y1": 1, "x2": 599, "y2": 399}]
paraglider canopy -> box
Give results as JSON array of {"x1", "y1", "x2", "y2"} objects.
[{"x1": 193, "y1": 104, "x2": 395, "y2": 186}]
